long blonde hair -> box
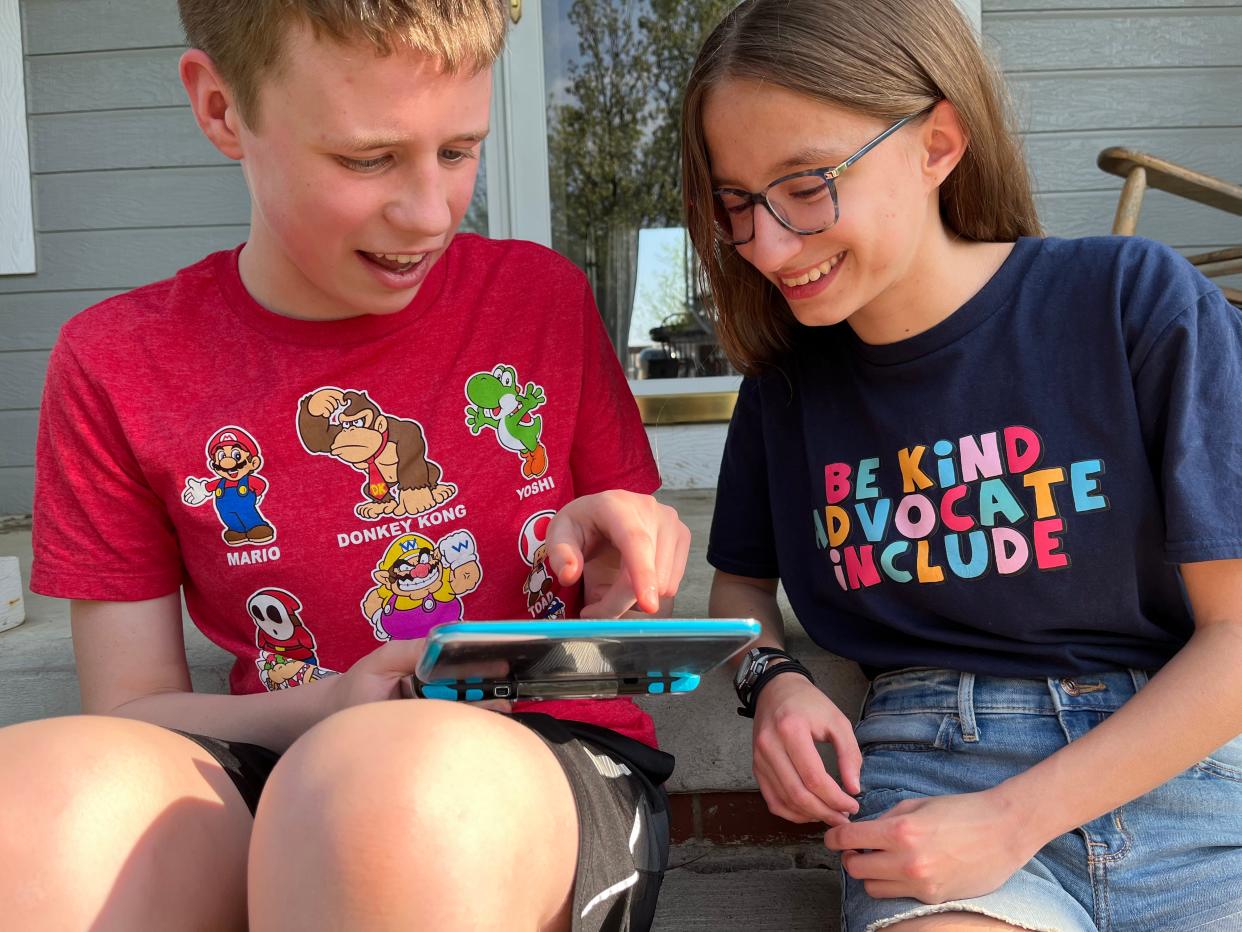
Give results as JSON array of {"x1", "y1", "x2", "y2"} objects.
[{"x1": 681, "y1": 0, "x2": 1041, "y2": 373}]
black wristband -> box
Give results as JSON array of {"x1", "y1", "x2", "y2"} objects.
[{"x1": 737, "y1": 659, "x2": 815, "y2": 719}]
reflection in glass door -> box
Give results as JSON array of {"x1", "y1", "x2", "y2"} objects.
[{"x1": 536, "y1": 0, "x2": 735, "y2": 379}]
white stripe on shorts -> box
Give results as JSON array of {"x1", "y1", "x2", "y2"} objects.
[{"x1": 579, "y1": 806, "x2": 642, "y2": 919}]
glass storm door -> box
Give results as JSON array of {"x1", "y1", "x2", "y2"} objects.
[{"x1": 488, "y1": 0, "x2": 737, "y2": 380}]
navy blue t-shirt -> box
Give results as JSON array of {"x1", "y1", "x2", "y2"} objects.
[{"x1": 708, "y1": 236, "x2": 1242, "y2": 678}]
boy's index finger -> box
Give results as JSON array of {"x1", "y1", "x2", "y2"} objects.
[
  {"x1": 612, "y1": 526, "x2": 659, "y2": 614},
  {"x1": 557, "y1": 505, "x2": 660, "y2": 613}
]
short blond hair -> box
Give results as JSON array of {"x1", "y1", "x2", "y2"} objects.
[{"x1": 179, "y1": 0, "x2": 507, "y2": 127}]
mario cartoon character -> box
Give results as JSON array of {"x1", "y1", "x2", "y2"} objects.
[
  {"x1": 247, "y1": 588, "x2": 337, "y2": 691},
  {"x1": 182, "y1": 427, "x2": 276, "y2": 546},
  {"x1": 519, "y1": 510, "x2": 566, "y2": 620},
  {"x1": 297, "y1": 387, "x2": 456, "y2": 520},
  {"x1": 361, "y1": 531, "x2": 481, "y2": 641},
  {"x1": 464, "y1": 365, "x2": 549, "y2": 479}
]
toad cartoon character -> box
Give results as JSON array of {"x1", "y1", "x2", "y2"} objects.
[
  {"x1": 464, "y1": 365, "x2": 549, "y2": 479},
  {"x1": 361, "y1": 531, "x2": 482, "y2": 641},
  {"x1": 182, "y1": 427, "x2": 276, "y2": 546},
  {"x1": 519, "y1": 510, "x2": 566, "y2": 620}
]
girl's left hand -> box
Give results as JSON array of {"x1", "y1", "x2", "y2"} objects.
[{"x1": 824, "y1": 790, "x2": 1042, "y2": 903}]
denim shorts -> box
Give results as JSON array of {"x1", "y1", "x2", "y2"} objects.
[{"x1": 842, "y1": 668, "x2": 1242, "y2": 932}]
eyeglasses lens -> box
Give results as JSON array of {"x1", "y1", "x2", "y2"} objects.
[
  {"x1": 713, "y1": 175, "x2": 838, "y2": 245},
  {"x1": 713, "y1": 192, "x2": 752, "y2": 245},
  {"x1": 771, "y1": 175, "x2": 836, "y2": 233}
]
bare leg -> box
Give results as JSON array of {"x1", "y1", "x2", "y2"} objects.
[
  {"x1": 249, "y1": 701, "x2": 578, "y2": 931},
  {"x1": 887, "y1": 914, "x2": 1033, "y2": 930},
  {"x1": 0, "y1": 716, "x2": 252, "y2": 931}
]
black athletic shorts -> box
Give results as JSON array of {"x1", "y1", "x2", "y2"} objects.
[{"x1": 175, "y1": 713, "x2": 673, "y2": 932}]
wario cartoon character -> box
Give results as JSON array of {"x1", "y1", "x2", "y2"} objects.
[
  {"x1": 519, "y1": 510, "x2": 566, "y2": 620},
  {"x1": 247, "y1": 588, "x2": 336, "y2": 691},
  {"x1": 182, "y1": 427, "x2": 276, "y2": 546},
  {"x1": 361, "y1": 531, "x2": 481, "y2": 641}
]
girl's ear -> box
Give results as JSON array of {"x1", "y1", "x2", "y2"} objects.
[
  {"x1": 920, "y1": 100, "x2": 969, "y2": 189},
  {"x1": 180, "y1": 48, "x2": 245, "y2": 161}
]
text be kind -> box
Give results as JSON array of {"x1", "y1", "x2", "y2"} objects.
[{"x1": 814, "y1": 426, "x2": 1109, "y2": 590}]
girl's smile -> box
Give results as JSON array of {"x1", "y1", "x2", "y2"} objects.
[{"x1": 776, "y1": 250, "x2": 847, "y2": 300}]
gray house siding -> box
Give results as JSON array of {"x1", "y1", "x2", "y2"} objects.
[
  {"x1": 983, "y1": 0, "x2": 1242, "y2": 267},
  {"x1": 1, "y1": 0, "x2": 246, "y2": 514},
  {"x1": 1, "y1": 0, "x2": 1240, "y2": 515}
]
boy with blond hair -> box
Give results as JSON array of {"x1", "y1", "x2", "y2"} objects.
[{"x1": 0, "y1": 2, "x2": 689, "y2": 929}]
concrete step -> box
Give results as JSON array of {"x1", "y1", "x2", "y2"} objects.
[{"x1": 654, "y1": 843, "x2": 841, "y2": 930}]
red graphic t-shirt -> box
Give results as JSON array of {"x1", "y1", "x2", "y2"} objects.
[{"x1": 31, "y1": 235, "x2": 661, "y2": 744}]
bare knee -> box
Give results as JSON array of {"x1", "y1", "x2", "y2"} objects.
[
  {"x1": 251, "y1": 702, "x2": 577, "y2": 929},
  {"x1": 886, "y1": 912, "x2": 1030, "y2": 930},
  {"x1": 0, "y1": 716, "x2": 251, "y2": 931}
]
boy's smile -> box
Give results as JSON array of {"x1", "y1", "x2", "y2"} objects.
[{"x1": 221, "y1": 23, "x2": 491, "y2": 322}]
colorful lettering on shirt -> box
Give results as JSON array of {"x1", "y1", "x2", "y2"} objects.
[{"x1": 815, "y1": 425, "x2": 1108, "y2": 590}]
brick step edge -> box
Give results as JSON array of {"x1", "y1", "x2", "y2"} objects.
[{"x1": 668, "y1": 791, "x2": 826, "y2": 845}]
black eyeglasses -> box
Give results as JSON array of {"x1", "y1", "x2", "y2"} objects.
[{"x1": 711, "y1": 111, "x2": 925, "y2": 246}]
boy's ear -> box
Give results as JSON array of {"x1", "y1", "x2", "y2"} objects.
[
  {"x1": 920, "y1": 99, "x2": 969, "y2": 188},
  {"x1": 179, "y1": 48, "x2": 246, "y2": 161}
]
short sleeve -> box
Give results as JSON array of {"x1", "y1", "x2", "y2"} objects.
[
  {"x1": 707, "y1": 375, "x2": 780, "y2": 578},
  {"x1": 1131, "y1": 270, "x2": 1242, "y2": 563},
  {"x1": 29, "y1": 335, "x2": 184, "y2": 600},
  {"x1": 568, "y1": 278, "x2": 660, "y2": 497}
]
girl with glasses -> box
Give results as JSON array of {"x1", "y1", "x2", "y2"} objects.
[{"x1": 684, "y1": 0, "x2": 1242, "y2": 928}]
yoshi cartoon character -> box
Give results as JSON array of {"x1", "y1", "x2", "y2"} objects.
[{"x1": 463, "y1": 364, "x2": 549, "y2": 479}]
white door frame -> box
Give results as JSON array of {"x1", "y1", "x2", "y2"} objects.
[{"x1": 485, "y1": 5, "x2": 553, "y2": 246}]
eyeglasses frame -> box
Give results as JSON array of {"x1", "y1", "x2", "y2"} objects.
[{"x1": 711, "y1": 110, "x2": 928, "y2": 246}]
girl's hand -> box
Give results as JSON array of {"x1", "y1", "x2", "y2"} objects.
[
  {"x1": 826, "y1": 790, "x2": 1039, "y2": 903},
  {"x1": 752, "y1": 672, "x2": 862, "y2": 827},
  {"x1": 546, "y1": 491, "x2": 690, "y2": 617},
  {"x1": 322, "y1": 638, "x2": 511, "y2": 718}
]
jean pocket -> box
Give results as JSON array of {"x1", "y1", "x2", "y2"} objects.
[
  {"x1": 854, "y1": 710, "x2": 957, "y2": 753},
  {"x1": 1195, "y1": 733, "x2": 1242, "y2": 782}
]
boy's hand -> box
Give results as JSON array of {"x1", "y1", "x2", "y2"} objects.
[
  {"x1": 752, "y1": 673, "x2": 861, "y2": 827},
  {"x1": 545, "y1": 491, "x2": 690, "y2": 617},
  {"x1": 323, "y1": 638, "x2": 511, "y2": 717}
]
